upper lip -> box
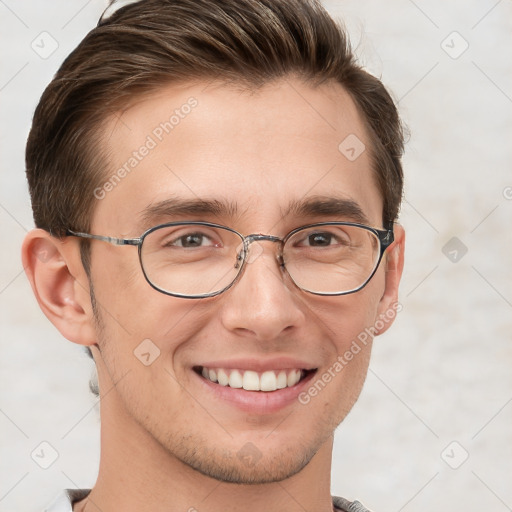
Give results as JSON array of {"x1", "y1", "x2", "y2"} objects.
[{"x1": 195, "y1": 357, "x2": 318, "y2": 372}]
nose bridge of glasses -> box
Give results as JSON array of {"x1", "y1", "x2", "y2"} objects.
[
  {"x1": 245, "y1": 234, "x2": 282, "y2": 244},
  {"x1": 239, "y1": 234, "x2": 284, "y2": 265}
]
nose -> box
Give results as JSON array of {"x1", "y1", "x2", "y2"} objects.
[{"x1": 219, "y1": 239, "x2": 306, "y2": 341}]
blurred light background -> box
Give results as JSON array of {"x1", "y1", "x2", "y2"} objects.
[{"x1": 1, "y1": 1, "x2": 511, "y2": 510}]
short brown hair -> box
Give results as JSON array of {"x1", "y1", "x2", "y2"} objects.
[{"x1": 26, "y1": 0, "x2": 404, "y2": 239}]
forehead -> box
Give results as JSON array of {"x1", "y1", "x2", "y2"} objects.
[{"x1": 93, "y1": 78, "x2": 383, "y2": 234}]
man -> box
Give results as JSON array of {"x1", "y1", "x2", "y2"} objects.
[{"x1": 22, "y1": 0, "x2": 405, "y2": 510}]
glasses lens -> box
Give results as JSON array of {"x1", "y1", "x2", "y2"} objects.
[
  {"x1": 283, "y1": 224, "x2": 381, "y2": 294},
  {"x1": 141, "y1": 224, "x2": 243, "y2": 297}
]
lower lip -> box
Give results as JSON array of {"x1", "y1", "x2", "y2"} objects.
[{"x1": 194, "y1": 370, "x2": 317, "y2": 414}]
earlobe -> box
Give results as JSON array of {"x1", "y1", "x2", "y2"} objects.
[
  {"x1": 374, "y1": 224, "x2": 405, "y2": 336},
  {"x1": 21, "y1": 229, "x2": 97, "y2": 346}
]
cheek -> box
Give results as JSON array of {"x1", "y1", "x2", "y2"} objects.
[
  {"x1": 92, "y1": 297, "x2": 222, "y2": 396},
  {"x1": 96, "y1": 246, "x2": 142, "y2": 293},
  {"x1": 302, "y1": 289, "x2": 382, "y2": 399},
  {"x1": 89, "y1": 249, "x2": 210, "y2": 374},
  {"x1": 91, "y1": 246, "x2": 170, "y2": 331},
  {"x1": 312, "y1": 285, "x2": 382, "y2": 351}
]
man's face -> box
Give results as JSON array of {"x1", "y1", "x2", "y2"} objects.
[{"x1": 86, "y1": 78, "x2": 397, "y2": 483}]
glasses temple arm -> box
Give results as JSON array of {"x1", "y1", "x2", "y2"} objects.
[{"x1": 66, "y1": 230, "x2": 141, "y2": 246}]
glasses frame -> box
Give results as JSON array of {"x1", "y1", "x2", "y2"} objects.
[{"x1": 66, "y1": 220, "x2": 394, "y2": 299}]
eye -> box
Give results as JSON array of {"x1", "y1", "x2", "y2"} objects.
[
  {"x1": 159, "y1": 229, "x2": 221, "y2": 249},
  {"x1": 296, "y1": 229, "x2": 351, "y2": 248},
  {"x1": 305, "y1": 232, "x2": 334, "y2": 247},
  {"x1": 171, "y1": 232, "x2": 213, "y2": 248}
]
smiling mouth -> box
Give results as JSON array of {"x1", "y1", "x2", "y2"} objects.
[{"x1": 194, "y1": 366, "x2": 317, "y2": 392}]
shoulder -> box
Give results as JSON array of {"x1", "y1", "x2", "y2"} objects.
[
  {"x1": 44, "y1": 489, "x2": 91, "y2": 512},
  {"x1": 333, "y1": 496, "x2": 374, "y2": 512}
]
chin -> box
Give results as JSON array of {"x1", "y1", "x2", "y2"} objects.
[{"x1": 177, "y1": 442, "x2": 316, "y2": 485}]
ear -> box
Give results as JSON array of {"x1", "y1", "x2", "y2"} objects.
[
  {"x1": 21, "y1": 229, "x2": 97, "y2": 346},
  {"x1": 374, "y1": 223, "x2": 405, "y2": 336}
]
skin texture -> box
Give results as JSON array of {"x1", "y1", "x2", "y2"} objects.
[{"x1": 22, "y1": 77, "x2": 405, "y2": 512}]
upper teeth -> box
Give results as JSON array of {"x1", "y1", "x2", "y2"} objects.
[{"x1": 200, "y1": 367, "x2": 304, "y2": 392}]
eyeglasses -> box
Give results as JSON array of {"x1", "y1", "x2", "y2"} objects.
[{"x1": 66, "y1": 221, "x2": 394, "y2": 299}]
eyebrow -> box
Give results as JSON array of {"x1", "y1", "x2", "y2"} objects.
[
  {"x1": 284, "y1": 196, "x2": 370, "y2": 225},
  {"x1": 138, "y1": 197, "x2": 240, "y2": 228},
  {"x1": 138, "y1": 195, "x2": 370, "y2": 229}
]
